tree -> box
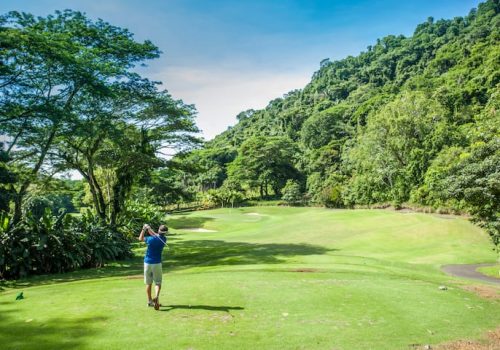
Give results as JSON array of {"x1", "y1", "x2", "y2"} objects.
[
  {"x1": 220, "y1": 179, "x2": 244, "y2": 208},
  {"x1": 281, "y1": 180, "x2": 302, "y2": 205},
  {"x1": 444, "y1": 140, "x2": 500, "y2": 248},
  {"x1": 53, "y1": 87, "x2": 199, "y2": 225},
  {"x1": 146, "y1": 166, "x2": 198, "y2": 207},
  {"x1": 300, "y1": 104, "x2": 351, "y2": 149},
  {"x1": 0, "y1": 10, "x2": 160, "y2": 223},
  {"x1": 306, "y1": 172, "x2": 345, "y2": 207},
  {"x1": 236, "y1": 109, "x2": 255, "y2": 121},
  {"x1": 420, "y1": 93, "x2": 500, "y2": 247},
  {"x1": 228, "y1": 136, "x2": 299, "y2": 198},
  {"x1": 183, "y1": 146, "x2": 237, "y2": 192},
  {"x1": 344, "y1": 92, "x2": 449, "y2": 205}
]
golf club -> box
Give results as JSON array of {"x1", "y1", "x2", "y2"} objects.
[{"x1": 144, "y1": 224, "x2": 167, "y2": 246}]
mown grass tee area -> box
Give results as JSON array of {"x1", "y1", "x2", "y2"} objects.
[{"x1": 1, "y1": 207, "x2": 499, "y2": 350}]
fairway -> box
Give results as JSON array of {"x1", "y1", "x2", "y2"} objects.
[{"x1": 1, "y1": 207, "x2": 499, "y2": 350}]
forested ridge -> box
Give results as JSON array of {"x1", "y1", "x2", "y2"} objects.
[
  {"x1": 175, "y1": 0, "x2": 499, "y2": 246},
  {"x1": 0, "y1": 2, "x2": 498, "y2": 280},
  {"x1": 1, "y1": 4, "x2": 499, "y2": 348}
]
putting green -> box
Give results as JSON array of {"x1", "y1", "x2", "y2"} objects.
[{"x1": 1, "y1": 207, "x2": 499, "y2": 350}]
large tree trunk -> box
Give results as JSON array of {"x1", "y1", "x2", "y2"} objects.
[
  {"x1": 87, "y1": 162, "x2": 107, "y2": 222},
  {"x1": 64, "y1": 137, "x2": 108, "y2": 222}
]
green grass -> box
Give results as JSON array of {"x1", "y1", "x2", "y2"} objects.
[
  {"x1": 1, "y1": 207, "x2": 499, "y2": 350},
  {"x1": 478, "y1": 264, "x2": 500, "y2": 279}
]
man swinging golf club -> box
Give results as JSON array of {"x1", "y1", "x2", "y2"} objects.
[{"x1": 139, "y1": 224, "x2": 168, "y2": 310}]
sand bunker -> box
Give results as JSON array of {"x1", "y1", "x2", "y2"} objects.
[
  {"x1": 245, "y1": 212, "x2": 264, "y2": 216},
  {"x1": 183, "y1": 228, "x2": 217, "y2": 232}
]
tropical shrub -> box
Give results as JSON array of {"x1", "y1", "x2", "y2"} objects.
[
  {"x1": 119, "y1": 199, "x2": 166, "y2": 235},
  {"x1": 0, "y1": 210, "x2": 131, "y2": 279},
  {"x1": 71, "y1": 211, "x2": 132, "y2": 268},
  {"x1": 281, "y1": 180, "x2": 303, "y2": 205}
]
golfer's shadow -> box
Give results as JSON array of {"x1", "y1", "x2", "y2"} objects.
[{"x1": 160, "y1": 304, "x2": 244, "y2": 312}]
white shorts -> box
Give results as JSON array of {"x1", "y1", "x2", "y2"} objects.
[{"x1": 144, "y1": 263, "x2": 163, "y2": 285}]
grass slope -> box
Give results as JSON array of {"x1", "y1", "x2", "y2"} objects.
[
  {"x1": 1, "y1": 207, "x2": 499, "y2": 350},
  {"x1": 477, "y1": 265, "x2": 500, "y2": 279}
]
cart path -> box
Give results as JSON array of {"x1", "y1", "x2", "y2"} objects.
[{"x1": 442, "y1": 263, "x2": 499, "y2": 284}]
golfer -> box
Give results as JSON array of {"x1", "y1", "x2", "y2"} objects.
[{"x1": 139, "y1": 224, "x2": 168, "y2": 310}]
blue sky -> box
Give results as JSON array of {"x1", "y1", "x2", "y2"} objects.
[{"x1": 2, "y1": 0, "x2": 482, "y2": 139}]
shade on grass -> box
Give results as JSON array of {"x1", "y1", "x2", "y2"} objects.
[{"x1": 1, "y1": 207, "x2": 498, "y2": 350}]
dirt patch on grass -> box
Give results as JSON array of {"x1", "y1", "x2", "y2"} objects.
[
  {"x1": 124, "y1": 275, "x2": 143, "y2": 280},
  {"x1": 410, "y1": 328, "x2": 500, "y2": 350},
  {"x1": 460, "y1": 285, "x2": 500, "y2": 300},
  {"x1": 435, "y1": 328, "x2": 500, "y2": 350},
  {"x1": 291, "y1": 268, "x2": 318, "y2": 273}
]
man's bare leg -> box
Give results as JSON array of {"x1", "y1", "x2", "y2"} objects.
[
  {"x1": 146, "y1": 284, "x2": 153, "y2": 303},
  {"x1": 155, "y1": 284, "x2": 161, "y2": 301},
  {"x1": 153, "y1": 284, "x2": 161, "y2": 309}
]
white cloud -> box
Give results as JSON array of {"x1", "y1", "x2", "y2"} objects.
[{"x1": 152, "y1": 66, "x2": 313, "y2": 140}]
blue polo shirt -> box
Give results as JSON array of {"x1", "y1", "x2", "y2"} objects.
[{"x1": 144, "y1": 235, "x2": 166, "y2": 264}]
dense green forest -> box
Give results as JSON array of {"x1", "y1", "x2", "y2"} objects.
[
  {"x1": 0, "y1": 10, "x2": 199, "y2": 278},
  {"x1": 168, "y1": 0, "x2": 499, "y2": 247},
  {"x1": 0, "y1": 1, "x2": 498, "y2": 279}
]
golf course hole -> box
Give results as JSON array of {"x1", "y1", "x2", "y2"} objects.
[{"x1": 184, "y1": 228, "x2": 217, "y2": 232}]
